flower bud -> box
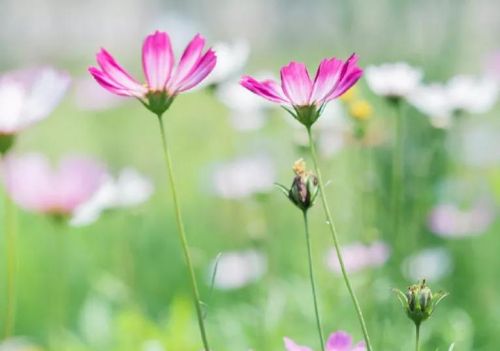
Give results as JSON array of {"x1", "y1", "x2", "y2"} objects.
[
  {"x1": 276, "y1": 159, "x2": 319, "y2": 212},
  {"x1": 394, "y1": 279, "x2": 448, "y2": 326}
]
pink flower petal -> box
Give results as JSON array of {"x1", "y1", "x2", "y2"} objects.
[
  {"x1": 174, "y1": 49, "x2": 217, "y2": 92},
  {"x1": 142, "y1": 31, "x2": 175, "y2": 91},
  {"x1": 240, "y1": 76, "x2": 288, "y2": 103},
  {"x1": 280, "y1": 62, "x2": 313, "y2": 106},
  {"x1": 89, "y1": 67, "x2": 137, "y2": 97},
  {"x1": 326, "y1": 331, "x2": 353, "y2": 351},
  {"x1": 168, "y1": 34, "x2": 205, "y2": 92},
  {"x1": 325, "y1": 54, "x2": 363, "y2": 101},
  {"x1": 96, "y1": 49, "x2": 146, "y2": 97},
  {"x1": 351, "y1": 342, "x2": 367, "y2": 351},
  {"x1": 283, "y1": 337, "x2": 313, "y2": 351},
  {"x1": 309, "y1": 57, "x2": 344, "y2": 104}
]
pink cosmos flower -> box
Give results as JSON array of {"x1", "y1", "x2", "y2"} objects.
[
  {"x1": 89, "y1": 30, "x2": 217, "y2": 116},
  {"x1": 284, "y1": 331, "x2": 366, "y2": 351},
  {"x1": 2, "y1": 153, "x2": 105, "y2": 216},
  {"x1": 240, "y1": 55, "x2": 362, "y2": 127}
]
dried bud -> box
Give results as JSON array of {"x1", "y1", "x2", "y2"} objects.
[
  {"x1": 276, "y1": 159, "x2": 319, "y2": 212},
  {"x1": 394, "y1": 279, "x2": 448, "y2": 326}
]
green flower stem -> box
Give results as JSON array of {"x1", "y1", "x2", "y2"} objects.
[
  {"x1": 3, "y1": 187, "x2": 17, "y2": 339},
  {"x1": 391, "y1": 100, "x2": 404, "y2": 248},
  {"x1": 306, "y1": 127, "x2": 373, "y2": 351},
  {"x1": 415, "y1": 323, "x2": 420, "y2": 351},
  {"x1": 158, "y1": 116, "x2": 210, "y2": 351},
  {"x1": 302, "y1": 210, "x2": 325, "y2": 351}
]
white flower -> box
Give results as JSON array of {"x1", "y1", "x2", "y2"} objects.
[
  {"x1": 202, "y1": 39, "x2": 250, "y2": 87},
  {"x1": 211, "y1": 156, "x2": 275, "y2": 199},
  {"x1": 209, "y1": 249, "x2": 266, "y2": 290},
  {"x1": 0, "y1": 67, "x2": 70, "y2": 134},
  {"x1": 409, "y1": 75, "x2": 499, "y2": 128},
  {"x1": 408, "y1": 83, "x2": 455, "y2": 128},
  {"x1": 326, "y1": 241, "x2": 390, "y2": 274},
  {"x1": 446, "y1": 75, "x2": 498, "y2": 114},
  {"x1": 70, "y1": 168, "x2": 154, "y2": 226},
  {"x1": 365, "y1": 62, "x2": 423, "y2": 98},
  {"x1": 216, "y1": 77, "x2": 271, "y2": 131},
  {"x1": 402, "y1": 247, "x2": 452, "y2": 282}
]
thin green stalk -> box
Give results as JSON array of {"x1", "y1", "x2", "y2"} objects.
[
  {"x1": 306, "y1": 127, "x2": 373, "y2": 351},
  {"x1": 3, "y1": 189, "x2": 16, "y2": 339},
  {"x1": 302, "y1": 211, "x2": 325, "y2": 351},
  {"x1": 157, "y1": 116, "x2": 210, "y2": 351},
  {"x1": 415, "y1": 323, "x2": 420, "y2": 351},
  {"x1": 391, "y1": 100, "x2": 404, "y2": 245}
]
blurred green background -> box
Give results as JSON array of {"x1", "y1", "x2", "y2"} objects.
[{"x1": 0, "y1": 0, "x2": 499, "y2": 350}]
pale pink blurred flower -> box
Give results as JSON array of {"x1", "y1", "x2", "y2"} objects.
[
  {"x1": 402, "y1": 247, "x2": 452, "y2": 282},
  {"x1": 365, "y1": 62, "x2": 423, "y2": 98},
  {"x1": 211, "y1": 156, "x2": 276, "y2": 199},
  {"x1": 209, "y1": 249, "x2": 266, "y2": 290},
  {"x1": 484, "y1": 51, "x2": 500, "y2": 82},
  {"x1": 89, "y1": 30, "x2": 216, "y2": 116},
  {"x1": 241, "y1": 55, "x2": 362, "y2": 127},
  {"x1": 70, "y1": 168, "x2": 154, "y2": 226},
  {"x1": 2, "y1": 153, "x2": 105, "y2": 216},
  {"x1": 0, "y1": 337, "x2": 41, "y2": 351},
  {"x1": 73, "y1": 77, "x2": 123, "y2": 111},
  {"x1": 284, "y1": 331, "x2": 366, "y2": 351},
  {"x1": 428, "y1": 203, "x2": 495, "y2": 238},
  {"x1": 326, "y1": 241, "x2": 390, "y2": 274},
  {"x1": 0, "y1": 67, "x2": 70, "y2": 135}
]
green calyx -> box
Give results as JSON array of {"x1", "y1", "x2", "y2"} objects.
[
  {"x1": 0, "y1": 134, "x2": 15, "y2": 155},
  {"x1": 394, "y1": 279, "x2": 449, "y2": 326},
  {"x1": 144, "y1": 91, "x2": 175, "y2": 116},
  {"x1": 283, "y1": 104, "x2": 325, "y2": 128},
  {"x1": 275, "y1": 159, "x2": 319, "y2": 212}
]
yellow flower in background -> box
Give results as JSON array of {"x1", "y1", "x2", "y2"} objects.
[
  {"x1": 349, "y1": 100, "x2": 373, "y2": 121},
  {"x1": 340, "y1": 86, "x2": 358, "y2": 103}
]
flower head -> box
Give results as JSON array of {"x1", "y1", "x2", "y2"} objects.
[
  {"x1": 326, "y1": 241, "x2": 390, "y2": 274},
  {"x1": 2, "y1": 153, "x2": 105, "y2": 218},
  {"x1": 241, "y1": 54, "x2": 362, "y2": 127},
  {"x1": 394, "y1": 280, "x2": 448, "y2": 326},
  {"x1": 284, "y1": 331, "x2": 366, "y2": 351},
  {"x1": 276, "y1": 159, "x2": 319, "y2": 212},
  {"x1": 89, "y1": 30, "x2": 217, "y2": 116},
  {"x1": 70, "y1": 168, "x2": 154, "y2": 226},
  {"x1": 0, "y1": 68, "x2": 70, "y2": 153},
  {"x1": 365, "y1": 62, "x2": 422, "y2": 99}
]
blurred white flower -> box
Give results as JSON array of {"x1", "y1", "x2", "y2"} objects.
[
  {"x1": 216, "y1": 79, "x2": 270, "y2": 131},
  {"x1": 326, "y1": 241, "x2": 390, "y2": 274},
  {"x1": 365, "y1": 62, "x2": 423, "y2": 98},
  {"x1": 402, "y1": 247, "x2": 452, "y2": 282},
  {"x1": 408, "y1": 83, "x2": 455, "y2": 128},
  {"x1": 0, "y1": 338, "x2": 41, "y2": 351},
  {"x1": 74, "y1": 76, "x2": 123, "y2": 111},
  {"x1": 428, "y1": 202, "x2": 495, "y2": 238},
  {"x1": 141, "y1": 340, "x2": 165, "y2": 351},
  {"x1": 211, "y1": 156, "x2": 275, "y2": 199},
  {"x1": 202, "y1": 39, "x2": 250, "y2": 87},
  {"x1": 70, "y1": 168, "x2": 154, "y2": 226},
  {"x1": 446, "y1": 75, "x2": 498, "y2": 114},
  {"x1": 209, "y1": 249, "x2": 267, "y2": 290},
  {"x1": 0, "y1": 67, "x2": 70, "y2": 134},
  {"x1": 409, "y1": 75, "x2": 499, "y2": 128}
]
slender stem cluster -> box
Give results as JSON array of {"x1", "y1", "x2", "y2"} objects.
[
  {"x1": 302, "y1": 211, "x2": 325, "y2": 351},
  {"x1": 391, "y1": 100, "x2": 404, "y2": 245},
  {"x1": 306, "y1": 127, "x2": 373, "y2": 351},
  {"x1": 158, "y1": 117, "x2": 211, "y2": 351},
  {"x1": 3, "y1": 189, "x2": 16, "y2": 339},
  {"x1": 415, "y1": 323, "x2": 420, "y2": 351}
]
